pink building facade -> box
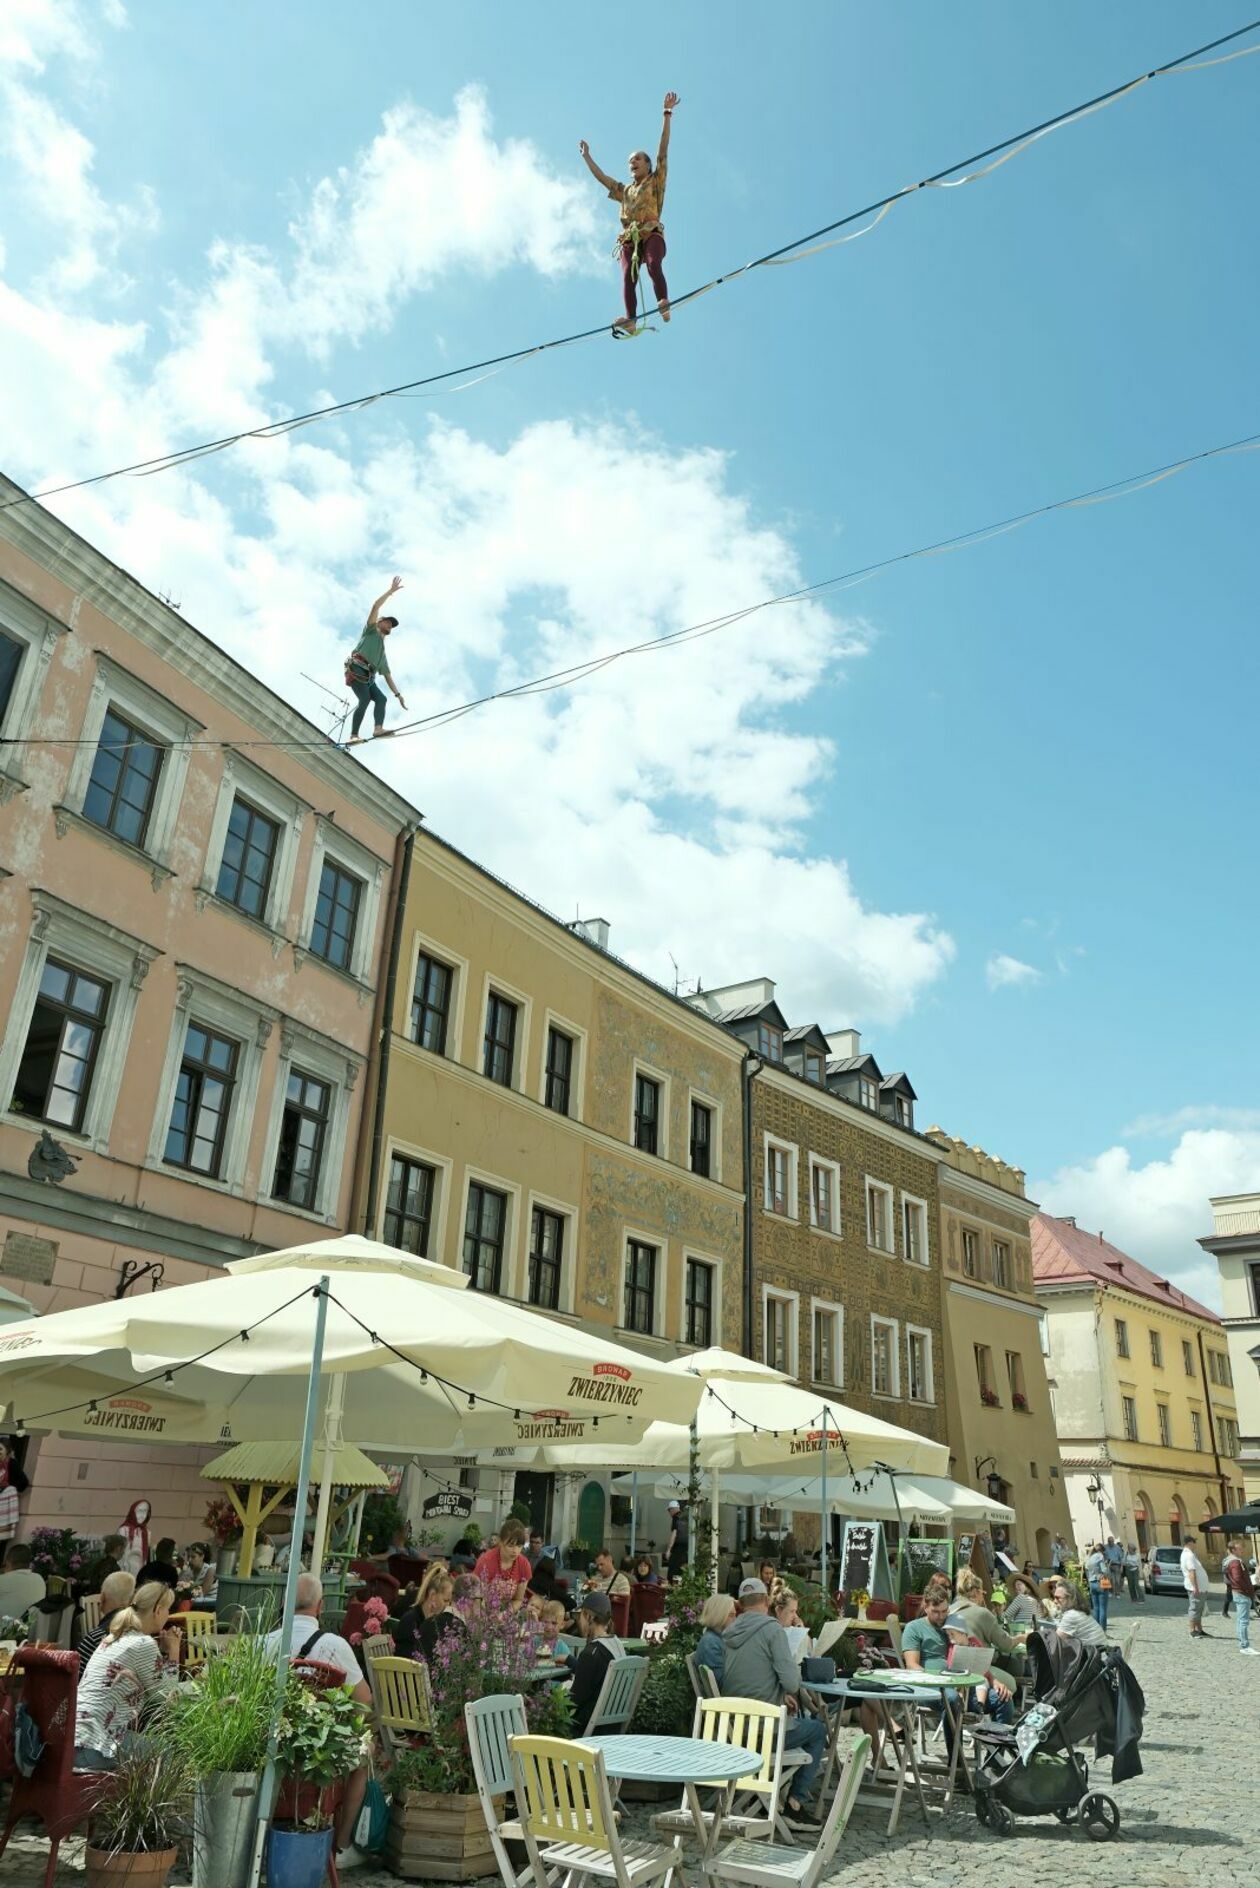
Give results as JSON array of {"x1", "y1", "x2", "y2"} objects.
[{"x1": 0, "y1": 475, "x2": 417, "y2": 1542}]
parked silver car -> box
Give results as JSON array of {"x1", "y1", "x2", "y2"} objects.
[{"x1": 1145, "y1": 1545, "x2": 1188, "y2": 1594}]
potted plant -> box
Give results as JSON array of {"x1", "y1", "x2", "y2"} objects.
[
  {"x1": 268, "y1": 1670, "x2": 371, "y2": 1888},
  {"x1": 85, "y1": 1744, "x2": 190, "y2": 1888},
  {"x1": 163, "y1": 1626, "x2": 274, "y2": 1888},
  {"x1": 202, "y1": 1497, "x2": 242, "y2": 1577}
]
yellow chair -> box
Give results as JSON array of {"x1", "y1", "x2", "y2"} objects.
[
  {"x1": 510, "y1": 1734, "x2": 688, "y2": 1888},
  {"x1": 79, "y1": 1595, "x2": 104, "y2": 1635},
  {"x1": 181, "y1": 1611, "x2": 218, "y2": 1669},
  {"x1": 368, "y1": 1654, "x2": 434, "y2": 1758},
  {"x1": 652, "y1": 1697, "x2": 799, "y2": 1848},
  {"x1": 361, "y1": 1632, "x2": 393, "y2": 1665}
]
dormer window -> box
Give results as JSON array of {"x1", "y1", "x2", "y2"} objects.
[
  {"x1": 804, "y1": 1052, "x2": 823, "y2": 1084},
  {"x1": 758, "y1": 1022, "x2": 784, "y2": 1063},
  {"x1": 895, "y1": 1094, "x2": 913, "y2": 1129},
  {"x1": 859, "y1": 1076, "x2": 878, "y2": 1110}
]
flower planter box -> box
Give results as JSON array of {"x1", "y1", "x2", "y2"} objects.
[{"x1": 386, "y1": 1788, "x2": 498, "y2": 1881}]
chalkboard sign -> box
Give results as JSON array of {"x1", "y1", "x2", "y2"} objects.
[
  {"x1": 899, "y1": 1536, "x2": 953, "y2": 1594},
  {"x1": 422, "y1": 1490, "x2": 473, "y2": 1521},
  {"x1": 839, "y1": 1520, "x2": 893, "y2": 1600}
]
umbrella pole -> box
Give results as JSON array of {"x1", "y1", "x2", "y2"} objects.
[
  {"x1": 886, "y1": 1467, "x2": 906, "y2": 1601},
  {"x1": 709, "y1": 1467, "x2": 720, "y2": 1594},
  {"x1": 248, "y1": 1275, "x2": 331, "y2": 1888},
  {"x1": 311, "y1": 1370, "x2": 346, "y2": 1577},
  {"x1": 820, "y1": 1420, "x2": 828, "y2": 1594},
  {"x1": 687, "y1": 1414, "x2": 700, "y2": 1569},
  {"x1": 629, "y1": 1471, "x2": 638, "y2": 1559}
]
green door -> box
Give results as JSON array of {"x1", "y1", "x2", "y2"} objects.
[{"x1": 577, "y1": 1480, "x2": 606, "y2": 1555}]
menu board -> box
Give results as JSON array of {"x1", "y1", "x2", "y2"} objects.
[
  {"x1": 839, "y1": 1520, "x2": 893, "y2": 1600},
  {"x1": 899, "y1": 1536, "x2": 953, "y2": 1593}
]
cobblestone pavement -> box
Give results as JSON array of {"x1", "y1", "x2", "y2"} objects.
[{"x1": 1, "y1": 1590, "x2": 1255, "y2": 1888}]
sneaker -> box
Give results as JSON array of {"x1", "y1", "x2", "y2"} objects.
[
  {"x1": 1240, "y1": 1646, "x2": 1259, "y2": 1656},
  {"x1": 335, "y1": 1846, "x2": 367, "y2": 1871},
  {"x1": 785, "y1": 1802, "x2": 823, "y2": 1830}
]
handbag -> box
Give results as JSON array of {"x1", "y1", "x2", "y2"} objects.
[{"x1": 1098, "y1": 1576, "x2": 1112, "y2": 1592}]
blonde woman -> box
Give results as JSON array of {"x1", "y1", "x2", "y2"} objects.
[
  {"x1": 74, "y1": 1580, "x2": 181, "y2": 1768},
  {"x1": 695, "y1": 1593, "x2": 736, "y2": 1687}
]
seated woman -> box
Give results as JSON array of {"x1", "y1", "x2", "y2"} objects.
[
  {"x1": 397, "y1": 1565, "x2": 460, "y2": 1663},
  {"x1": 952, "y1": 1568, "x2": 1028, "y2": 1676},
  {"x1": 527, "y1": 1555, "x2": 562, "y2": 1602},
  {"x1": 1002, "y1": 1573, "x2": 1046, "y2": 1628},
  {"x1": 632, "y1": 1554, "x2": 659, "y2": 1587},
  {"x1": 1051, "y1": 1577, "x2": 1108, "y2": 1646},
  {"x1": 567, "y1": 1591, "x2": 624, "y2": 1734},
  {"x1": 75, "y1": 1581, "x2": 182, "y2": 1769},
  {"x1": 694, "y1": 1594, "x2": 735, "y2": 1686}
]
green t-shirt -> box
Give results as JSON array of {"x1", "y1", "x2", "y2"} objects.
[
  {"x1": 352, "y1": 622, "x2": 392, "y2": 682},
  {"x1": 901, "y1": 1615, "x2": 948, "y2": 1672}
]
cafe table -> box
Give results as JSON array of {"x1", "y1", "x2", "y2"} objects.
[
  {"x1": 809, "y1": 1672, "x2": 984, "y2": 1833},
  {"x1": 580, "y1": 1733, "x2": 763, "y2": 1860}
]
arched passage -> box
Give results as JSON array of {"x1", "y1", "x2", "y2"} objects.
[
  {"x1": 1169, "y1": 1494, "x2": 1189, "y2": 1545},
  {"x1": 1134, "y1": 1490, "x2": 1155, "y2": 1555}
]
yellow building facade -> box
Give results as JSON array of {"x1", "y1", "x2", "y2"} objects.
[
  {"x1": 355, "y1": 829, "x2": 745, "y2": 1550},
  {"x1": 927, "y1": 1134, "x2": 1065, "y2": 1566}
]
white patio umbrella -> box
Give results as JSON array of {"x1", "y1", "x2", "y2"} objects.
[{"x1": 612, "y1": 1468, "x2": 955, "y2": 1523}]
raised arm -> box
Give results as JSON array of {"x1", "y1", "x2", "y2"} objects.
[
  {"x1": 657, "y1": 92, "x2": 679, "y2": 170},
  {"x1": 578, "y1": 141, "x2": 618, "y2": 192},
  {"x1": 366, "y1": 574, "x2": 403, "y2": 626}
]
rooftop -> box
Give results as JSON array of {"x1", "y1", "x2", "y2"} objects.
[{"x1": 1032, "y1": 1212, "x2": 1220, "y2": 1323}]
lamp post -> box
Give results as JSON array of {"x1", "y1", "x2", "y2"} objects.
[{"x1": 1085, "y1": 1471, "x2": 1106, "y2": 1540}]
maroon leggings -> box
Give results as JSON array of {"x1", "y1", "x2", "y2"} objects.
[{"x1": 620, "y1": 230, "x2": 668, "y2": 320}]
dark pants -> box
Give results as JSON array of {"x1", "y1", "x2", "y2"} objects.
[
  {"x1": 784, "y1": 1712, "x2": 827, "y2": 1802},
  {"x1": 350, "y1": 677, "x2": 387, "y2": 736},
  {"x1": 620, "y1": 230, "x2": 668, "y2": 320},
  {"x1": 1125, "y1": 1567, "x2": 1140, "y2": 1600}
]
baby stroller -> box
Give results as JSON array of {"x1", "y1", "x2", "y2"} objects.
[{"x1": 972, "y1": 1633, "x2": 1144, "y2": 1841}]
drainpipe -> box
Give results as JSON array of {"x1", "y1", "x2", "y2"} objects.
[
  {"x1": 362, "y1": 822, "x2": 417, "y2": 1235},
  {"x1": 741, "y1": 1053, "x2": 764, "y2": 1356},
  {"x1": 1196, "y1": 1326, "x2": 1231, "y2": 1528}
]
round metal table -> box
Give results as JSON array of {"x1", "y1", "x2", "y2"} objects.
[
  {"x1": 810, "y1": 1674, "x2": 983, "y2": 1830},
  {"x1": 582, "y1": 1733, "x2": 763, "y2": 1857}
]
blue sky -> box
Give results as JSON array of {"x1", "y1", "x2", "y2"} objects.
[{"x1": 1, "y1": 1, "x2": 1257, "y2": 1297}]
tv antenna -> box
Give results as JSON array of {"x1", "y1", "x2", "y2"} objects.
[{"x1": 301, "y1": 672, "x2": 351, "y2": 744}]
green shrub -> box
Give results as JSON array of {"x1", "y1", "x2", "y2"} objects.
[{"x1": 631, "y1": 1651, "x2": 694, "y2": 1736}]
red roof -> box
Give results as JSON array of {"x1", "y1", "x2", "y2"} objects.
[{"x1": 1031, "y1": 1213, "x2": 1220, "y2": 1324}]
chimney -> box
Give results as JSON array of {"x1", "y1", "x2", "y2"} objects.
[
  {"x1": 826, "y1": 1028, "x2": 861, "y2": 1061},
  {"x1": 1061, "y1": 1215, "x2": 1076, "y2": 1227},
  {"x1": 570, "y1": 917, "x2": 610, "y2": 951}
]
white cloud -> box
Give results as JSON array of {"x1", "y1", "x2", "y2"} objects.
[
  {"x1": 1034, "y1": 1128, "x2": 1260, "y2": 1309},
  {"x1": 986, "y1": 952, "x2": 1041, "y2": 991},
  {"x1": 1122, "y1": 1105, "x2": 1260, "y2": 1140},
  {"x1": 0, "y1": 29, "x2": 957, "y2": 1029}
]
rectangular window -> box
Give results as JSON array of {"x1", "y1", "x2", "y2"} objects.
[
  {"x1": 310, "y1": 860, "x2": 362, "y2": 971},
  {"x1": 975, "y1": 1343, "x2": 993, "y2": 1396},
  {"x1": 1250, "y1": 1263, "x2": 1260, "y2": 1319},
  {"x1": 1219, "y1": 1416, "x2": 1239, "y2": 1456},
  {"x1": 1190, "y1": 1408, "x2": 1204, "y2": 1452},
  {"x1": 810, "y1": 1160, "x2": 838, "y2": 1233},
  {"x1": 463, "y1": 1182, "x2": 507, "y2": 1293},
  {"x1": 962, "y1": 1228, "x2": 979, "y2": 1278},
  {"x1": 383, "y1": 1154, "x2": 436, "y2": 1256},
  {"x1": 1156, "y1": 1403, "x2": 1171, "y2": 1448},
  {"x1": 757, "y1": 1022, "x2": 783, "y2": 1062},
  {"x1": 813, "y1": 1304, "x2": 841, "y2": 1387},
  {"x1": 1182, "y1": 1339, "x2": 1195, "y2": 1376},
  {"x1": 685, "y1": 1258, "x2": 714, "y2": 1348},
  {"x1": 903, "y1": 1197, "x2": 928, "y2": 1266},
  {"x1": 215, "y1": 796, "x2": 280, "y2": 920},
  {"x1": 82, "y1": 706, "x2": 164, "y2": 849},
  {"x1": 483, "y1": 992, "x2": 518, "y2": 1087},
  {"x1": 163, "y1": 1022, "x2": 239, "y2": 1177},
  {"x1": 1122, "y1": 1395, "x2": 1138, "y2": 1442},
  {"x1": 411, "y1": 953, "x2": 453, "y2": 1055},
  {"x1": 907, "y1": 1329, "x2": 931, "y2": 1403},
  {"x1": 1149, "y1": 1329, "x2": 1163, "y2": 1369},
  {"x1": 1006, "y1": 1350, "x2": 1025, "y2": 1402},
  {"x1": 271, "y1": 1068, "x2": 330, "y2": 1210},
  {"x1": 764, "y1": 1293, "x2": 795, "y2": 1374},
  {"x1": 0, "y1": 631, "x2": 21, "y2": 723},
  {"x1": 804, "y1": 1052, "x2": 823, "y2": 1084},
  {"x1": 765, "y1": 1143, "x2": 793, "y2": 1216},
  {"x1": 689, "y1": 1099, "x2": 713, "y2": 1178},
  {"x1": 872, "y1": 1318, "x2": 898, "y2": 1397},
  {"x1": 894, "y1": 1093, "x2": 913, "y2": 1129},
  {"x1": 858, "y1": 1076, "x2": 878, "y2": 1111},
  {"x1": 624, "y1": 1240, "x2": 657, "y2": 1335},
  {"x1": 1114, "y1": 1318, "x2": 1130, "y2": 1359},
  {"x1": 544, "y1": 1027, "x2": 574, "y2": 1115},
  {"x1": 528, "y1": 1206, "x2": 565, "y2": 1311},
  {"x1": 992, "y1": 1240, "x2": 1010, "y2": 1289},
  {"x1": 633, "y1": 1072, "x2": 661, "y2": 1154},
  {"x1": 866, "y1": 1180, "x2": 893, "y2": 1253},
  {"x1": 11, "y1": 958, "x2": 110, "y2": 1132}
]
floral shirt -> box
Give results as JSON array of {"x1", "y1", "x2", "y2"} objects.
[
  {"x1": 75, "y1": 1631, "x2": 178, "y2": 1759},
  {"x1": 607, "y1": 159, "x2": 667, "y2": 240}
]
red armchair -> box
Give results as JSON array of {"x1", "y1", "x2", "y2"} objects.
[{"x1": 0, "y1": 1647, "x2": 103, "y2": 1888}]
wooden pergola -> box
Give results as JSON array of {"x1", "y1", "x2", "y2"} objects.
[{"x1": 201, "y1": 1439, "x2": 389, "y2": 1577}]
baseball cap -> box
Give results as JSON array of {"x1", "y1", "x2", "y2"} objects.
[
  {"x1": 581, "y1": 1590, "x2": 613, "y2": 1620},
  {"x1": 667, "y1": 1500, "x2": 681, "y2": 1512},
  {"x1": 738, "y1": 1577, "x2": 768, "y2": 1599}
]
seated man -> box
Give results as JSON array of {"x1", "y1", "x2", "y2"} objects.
[
  {"x1": 720, "y1": 1578, "x2": 826, "y2": 1829},
  {"x1": 0, "y1": 1542, "x2": 46, "y2": 1618},
  {"x1": 904, "y1": 1585, "x2": 1014, "y2": 1733},
  {"x1": 264, "y1": 1574, "x2": 373, "y2": 1872},
  {"x1": 584, "y1": 1548, "x2": 631, "y2": 1600},
  {"x1": 76, "y1": 1570, "x2": 136, "y2": 1676}
]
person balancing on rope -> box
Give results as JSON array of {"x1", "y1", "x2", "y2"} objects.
[
  {"x1": 580, "y1": 92, "x2": 678, "y2": 335},
  {"x1": 344, "y1": 575, "x2": 407, "y2": 744}
]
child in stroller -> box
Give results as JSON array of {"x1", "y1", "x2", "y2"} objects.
[{"x1": 971, "y1": 1632, "x2": 1144, "y2": 1840}]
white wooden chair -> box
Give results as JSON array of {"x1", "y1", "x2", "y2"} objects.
[
  {"x1": 652, "y1": 1696, "x2": 799, "y2": 1849},
  {"x1": 79, "y1": 1594, "x2": 104, "y2": 1635},
  {"x1": 466, "y1": 1693, "x2": 533, "y2": 1888},
  {"x1": 582, "y1": 1655, "x2": 647, "y2": 1737},
  {"x1": 707, "y1": 1734, "x2": 871, "y2": 1888},
  {"x1": 511, "y1": 1733, "x2": 689, "y2": 1888}
]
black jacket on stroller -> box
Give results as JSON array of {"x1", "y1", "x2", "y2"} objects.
[{"x1": 1026, "y1": 1631, "x2": 1145, "y2": 1782}]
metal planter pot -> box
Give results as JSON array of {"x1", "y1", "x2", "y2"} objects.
[{"x1": 193, "y1": 1772, "x2": 260, "y2": 1888}]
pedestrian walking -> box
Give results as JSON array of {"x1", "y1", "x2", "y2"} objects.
[
  {"x1": 1085, "y1": 1543, "x2": 1111, "y2": 1629},
  {"x1": 1105, "y1": 1534, "x2": 1125, "y2": 1595},
  {"x1": 1050, "y1": 1534, "x2": 1067, "y2": 1574},
  {"x1": 1222, "y1": 1535, "x2": 1258, "y2": 1655},
  {"x1": 1181, "y1": 1532, "x2": 1210, "y2": 1639},
  {"x1": 1123, "y1": 1541, "x2": 1142, "y2": 1601}
]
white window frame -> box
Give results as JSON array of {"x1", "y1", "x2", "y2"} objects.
[
  {"x1": 629, "y1": 1058, "x2": 670, "y2": 1159},
  {"x1": 0, "y1": 889, "x2": 160, "y2": 1153},
  {"x1": 57, "y1": 651, "x2": 203, "y2": 885},
  {"x1": 621, "y1": 1228, "x2": 666, "y2": 1340},
  {"x1": 962, "y1": 1227, "x2": 980, "y2": 1278},
  {"x1": 297, "y1": 815, "x2": 386, "y2": 988},
  {"x1": 197, "y1": 751, "x2": 307, "y2": 938},
  {"x1": 522, "y1": 1189, "x2": 580, "y2": 1314},
  {"x1": 870, "y1": 1313, "x2": 901, "y2": 1398},
  {"x1": 402, "y1": 928, "x2": 468, "y2": 1062},
  {"x1": 865, "y1": 1176, "x2": 895, "y2": 1254},
  {"x1": 459, "y1": 1164, "x2": 522, "y2": 1294},
  {"x1": 808, "y1": 1154, "x2": 842, "y2": 1236},
  {"x1": 258, "y1": 1018, "x2": 363, "y2": 1224},
  {"x1": 762, "y1": 1285, "x2": 800, "y2": 1378},
  {"x1": 1189, "y1": 1406, "x2": 1204, "y2": 1453},
  {"x1": 538, "y1": 1008, "x2": 588, "y2": 1123},
  {"x1": 810, "y1": 1297, "x2": 845, "y2": 1390},
  {"x1": 900, "y1": 1191, "x2": 929, "y2": 1267},
  {"x1": 377, "y1": 1133, "x2": 454, "y2": 1261},
  {"x1": 146, "y1": 965, "x2": 277, "y2": 1193},
  {"x1": 992, "y1": 1237, "x2": 1011, "y2": 1289},
  {"x1": 906, "y1": 1323, "x2": 935, "y2": 1405},
  {"x1": 1155, "y1": 1401, "x2": 1172, "y2": 1448},
  {"x1": 686, "y1": 1086, "x2": 723, "y2": 1184},
  {"x1": 682, "y1": 1249, "x2": 723, "y2": 1350},
  {"x1": 480, "y1": 972, "x2": 533, "y2": 1095},
  {"x1": 763, "y1": 1133, "x2": 798, "y2": 1220},
  {"x1": 858, "y1": 1075, "x2": 878, "y2": 1111},
  {"x1": 0, "y1": 584, "x2": 63, "y2": 801}
]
